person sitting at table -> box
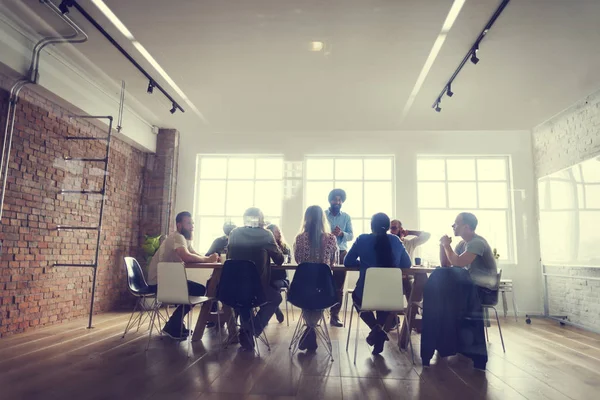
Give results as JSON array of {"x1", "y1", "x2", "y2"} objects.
[
  {"x1": 205, "y1": 221, "x2": 237, "y2": 256},
  {"x1": 147, "y1": 211, "x2": 219, "y2": 340},
  {"x1": 293, "y1": 205, "x2": 338, "y2": 351},
  {"x1": 227, "y1": 207, "x2": 285, "y2": 350},
  {"x1": 390, "y1": 219, "x2": 431, "y2": 302},
  {"x1": 344, "y1": 212, "x2": 412, "y2": 355},
  {"x1": 266, "y1": 223, "x2": 291, "y2": 323},
  {"x1": 439, "y1": 212, "x2": 498, "y2": 303}
]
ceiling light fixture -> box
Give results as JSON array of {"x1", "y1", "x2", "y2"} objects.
[
  {"x1": 170, "y1": 103, "x2": 177, "y2": 114},
  {"x1": 431, "y1": 0, "x2": 511, "y2": 112},
  {"x1": 147, "y1": 80, "x2": 154, "y2": 94},
  {"x1": 310, "y1": 41, "x2": 324, "y2": 52}
]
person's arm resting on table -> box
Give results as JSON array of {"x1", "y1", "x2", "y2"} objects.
[{"x1": 176, "y1": 246, "x2": 218, "y2": 263}]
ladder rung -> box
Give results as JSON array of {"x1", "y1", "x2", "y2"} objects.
[
  {"x1": 66, "y1": 137, "x2": 109, "y2": 141},
  {"x1": 54, "y1": 263, "x2": 97, "y2": 268},
  {"x1": 60, "y1": 190, "x2": 104, "y2": 195},
  {"x1": 56, "y1": 226, "x2": 100, "y2": 231},
  {"x1": 63, "y1": 157, "x2": 108, "y2": 162}
]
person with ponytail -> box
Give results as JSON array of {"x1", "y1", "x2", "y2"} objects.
[
  {"x1": 293, "y1": 205, "x2": 338, "y2": 351},
  {"x1": 344, "y1": 212, "x2": 412, "y2": 355}
]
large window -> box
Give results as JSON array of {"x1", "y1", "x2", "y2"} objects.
[
  {"x1": 417, "y1": 156, "x2": 514, "y2": 263},
  {"x1": 194, "y1": 155, "x2": 284, "y2": 254},
  {"x1": 304, "y1": 156, "x2": 395, "y2": 241}
]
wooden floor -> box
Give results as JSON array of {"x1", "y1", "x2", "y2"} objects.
[{"x1": 1, "y1": 310, "x2": 599, "y2": 400}]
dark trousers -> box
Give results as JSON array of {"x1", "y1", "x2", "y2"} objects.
[
  {"x1": 403, "y1": 274, "x2": 413, "y2": 303},
  {"x1": 149, "y1": 281, "x2": 206, "y2": 327},
  {"x1": 239, "y1": 285, "x2": 282, "y2": 336},
  {"x1": 330, "y1": 250, "x2": 347, "y2": 318},
  {"x1": 352, "y1": 291, "x2": 389, "y2": 330}
]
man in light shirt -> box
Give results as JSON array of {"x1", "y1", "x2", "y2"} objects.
[
  {"x1": 325, "y1": 188, "x2": 353, "y2": 327},
  {"x1": 390, "y1": 219, "x2": 430, "y2": 301},
  {"x1": 147, "y1": 212, "x2": 218, "y2": 340}
]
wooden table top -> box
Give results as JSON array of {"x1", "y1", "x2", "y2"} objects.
[{"x1": 184, "y1": 262, "x2": 436, "y2": 274}]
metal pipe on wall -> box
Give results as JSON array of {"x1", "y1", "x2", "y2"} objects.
[{"x1": 0, "y1": 0, "x2": 88, "y2": 230}]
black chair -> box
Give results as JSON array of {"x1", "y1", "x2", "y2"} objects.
[
  {"x1": 217, "y1": 260, "x2": 270, "y2": 355},
  {"x1": 287, "y1": 262, "x2": 337, "y2": 361},
  {"x1": 122, "y1": 257, "x2": 166, "y2": 338},
  {"x1": 481, "y1": 269, "x2": 506, "y2": 353}
]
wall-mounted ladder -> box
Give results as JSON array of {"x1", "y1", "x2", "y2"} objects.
[{"x1": 54, "y1": 115, "x2": 113, "y2": 329}]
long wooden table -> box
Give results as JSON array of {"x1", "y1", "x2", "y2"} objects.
[{"x1": 185, "y1": 263, "x2": 434, "y2": 349}]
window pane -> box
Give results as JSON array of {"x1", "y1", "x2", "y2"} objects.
[
  {"x1": 364, "y1": 182, "x2": 392, "y2": 217},
  {"x1": 539, "y1": 211, "x2": 573, "y2": 263},
  {"x1": 255, "y1": 181, "x2": 283, "y2": 217},
  {"x1": 549, "y1": 180, "x2": 577, "y2": 209},
  {"x1": 585, "y1": 185, "x2": 600, "y2": 209},
  {"x1": 305, "y1": 181, "x2": 333, "y2": 209},
  {"x1": 572, "y1": 165, "x2": 583, "y2": 182},
  {"x1": 364, "y1": 159, "x2": 392, "y2": 180},
  {"x1": 477, "y1": 159, "x2": 507, "y2": 181},
  {"x1": 256, "y1": 158, "x2": 283, "y2": 179},
  {"x1": 538, "y1": 180, "x2": 548, "y2": 210},
  {"x1": 228, "y1": 158, "x2": 255, "y2": 179},
  {"x1": 418, "y1": 182, "x2": 446, "y2": 208},
  {"x1": 577, "y1": 184, "x2": 585, "y2": 209},
  {"x1": 335, "y1": 181, "x2": 363, "y2": 219},
  {"x1": 478, "y1": 182, "x2": 508, "y2": 209},
  {"x1": 475, "y1": 210, "x2": 508, "y2": 260},
  {"x1": 447, "y1": 159, "x2": 476, "y2": 181},
  {"x1": 306, "y1": 158, "x2": 333, "y2": 180},
  {"x1": 226, "y1": 181, "x2": 254, "y2": 215},
  {"x1": 197, "y1": 217, "x2": 228, "y2": 256},
  {"x1": 417, "y1": 159, "x2": 445, "y2": 181},
  {"x1": 335, "y1": 159, "x2": 363, "y2": 180},
  {"x1": 578, "y1": 211, "x2": 600, "y2": 263},
  {"x1": 199, "y1": 157, "x2": 227, "y2": 179},
  {"x1": 197, "y1": 180, "x2": 226, "y2": 215},
  {"x1": 264, "y1": 217, "x2": 281, "y2": 228},
  {"x1": 418, "y1": 210, "x2": 457, "y2": 264},
  {"x1": 447, "y1": 182, "x2": 477, "y2": 208},
  {"x1": 581, "y1": 159, "x2": 600, "y2": 183}
]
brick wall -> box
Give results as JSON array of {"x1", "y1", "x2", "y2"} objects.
[
  {"x1": 0, "y1": 73, "x2": 146, "y2": 337},
  {"x1": 532, "y1": 88, "x2": 600, "y2": 331}
]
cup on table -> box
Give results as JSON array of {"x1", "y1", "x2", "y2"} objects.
[{"x1": 414, "y1": 257, "x2": 422, "y2": 266}]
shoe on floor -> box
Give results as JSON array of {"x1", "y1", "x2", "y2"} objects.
[
  {"x1": 330, "y1": 316, "x2": 343, "y2": 327},
  {"x1": 239, "y1": 329, "x2": 255, "y2": 351},
  {"x1": 275, "y1": 308, "x2": 285, "y2": 323},
  {"x1": 162, "y1": 323, "x2": 188, "y2": 340},
  {"x1": 298, "y1": 329, "x2": 310, "y2": 351},
  {"x1": 371, "y1": 329, "x2": 389, "y2": 355},
  {"x1": 305, "y1": 330, "x2": 318, "y2": 352}
]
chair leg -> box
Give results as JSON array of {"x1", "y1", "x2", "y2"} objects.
[
  {"x1": 342, "y1": 291, "x2": 348, "y2": 327},
  {"x1": 187, "y1": 310, "x2": 192, "y2": 357},
  {"x1": 404, "y1": 308, "x2": 416, "y2": 365},
  {"x1": 122, "y1": 298, "x2": 141, "y2": 338},
  {"x1": 346, "y1": 303, "x2": 354, "y2": 352},
  {"x1": 145, "y1": 303, "x2": 159, "y2": 351},
  {"x1": 511, "y1": 289, "x2": 518, "y2": 322},
  {"x1": 353, "y1": 311, "x2": 361, "y2": 365},
  {"x1": 289, "y1": 311, "x2": 305, "y2": 353},
  {"x1": 501, "y1": 291, "x2": 508, "y2": 318},
  {"x1": 285, "y1": 292, "x2": 290, "y2": 327},
  {"x1": 492, "y1": 307, "x2": 506, "y2": 352}
]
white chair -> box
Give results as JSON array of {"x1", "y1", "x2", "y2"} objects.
[
  {"x1": 146, "y1": 262, "x2": 217, "y2": 357},
  {"x1": 346, "y1": 268, "x2": 415, "y2": 364}
]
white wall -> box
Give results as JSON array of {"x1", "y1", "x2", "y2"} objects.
[
  {"x1": 532, "y1": 88, "x2": 600, "y2": 331},
  {"x1": 177, "y1": 129, "x2": 543, "y2": 315}
]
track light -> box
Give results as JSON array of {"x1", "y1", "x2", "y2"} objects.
[
  {"x1": 147, "y1": 80, "x2": 154, "y2": 94},
  {"x1": 170, "y1": 104, "x2": 177, "y2": 114},
  {"x1": 470, "y1": 46, "x2": 479, "y2": 64},
  {"x1": 435, "y1": 101, "x2": 441, "y2": 112},
  {"x1": 447, "y1": 84, "x2": 454, "y2": 97}
]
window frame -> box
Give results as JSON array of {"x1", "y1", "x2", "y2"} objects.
[{"x1": 416, "y1": 155, "x2": 516, "y2": 263}]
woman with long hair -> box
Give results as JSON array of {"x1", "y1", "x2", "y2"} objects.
[
  {"x1": 266, "y1": 223, "x2": 291, "y2": 323},
  {"x1": 293, "y1": 205, "x2": 338, "y2": 351},
  {"x1": 344, "y1": 212, "x2": 412, "y2": 355}
]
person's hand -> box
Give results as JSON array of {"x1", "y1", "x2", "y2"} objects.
[
  {"x1": 207, "y1": 253, "x2": 219, "y2": 263},
  {"x1": 333, "y1": 226, "x2": 342, "y2": 237},
  {"x1": 440, "y1": 235, "x2": 452, "y2": 247},
  {"x1": 400, "y1": 228, "x2": 408, "y2": 237}
]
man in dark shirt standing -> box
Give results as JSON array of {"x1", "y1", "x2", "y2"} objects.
[{"x1": 227, "y1": 207, "x2": 284, "y2": 350}]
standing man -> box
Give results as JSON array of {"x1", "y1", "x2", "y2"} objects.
[
  {"x1": 325, "y1": 188, "x2": 353, "y2": 327},
  {"x1": 390, "y1": 219, "x2": 430, "y2": 301},
  {"x1": 147, "y1": 211, "x2": 219, "y2": 340}
]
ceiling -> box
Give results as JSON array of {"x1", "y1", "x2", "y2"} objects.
[{"x1": 3, "y1": 0, "x2": 600, "y2": 135}]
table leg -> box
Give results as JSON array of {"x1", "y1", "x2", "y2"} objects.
[
  {"x1": 192, "y1": 268, "x2": 220, "y2": 342},
  {"x1": 399, "y1": 272, "x2": 427, "y2": 350}
]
